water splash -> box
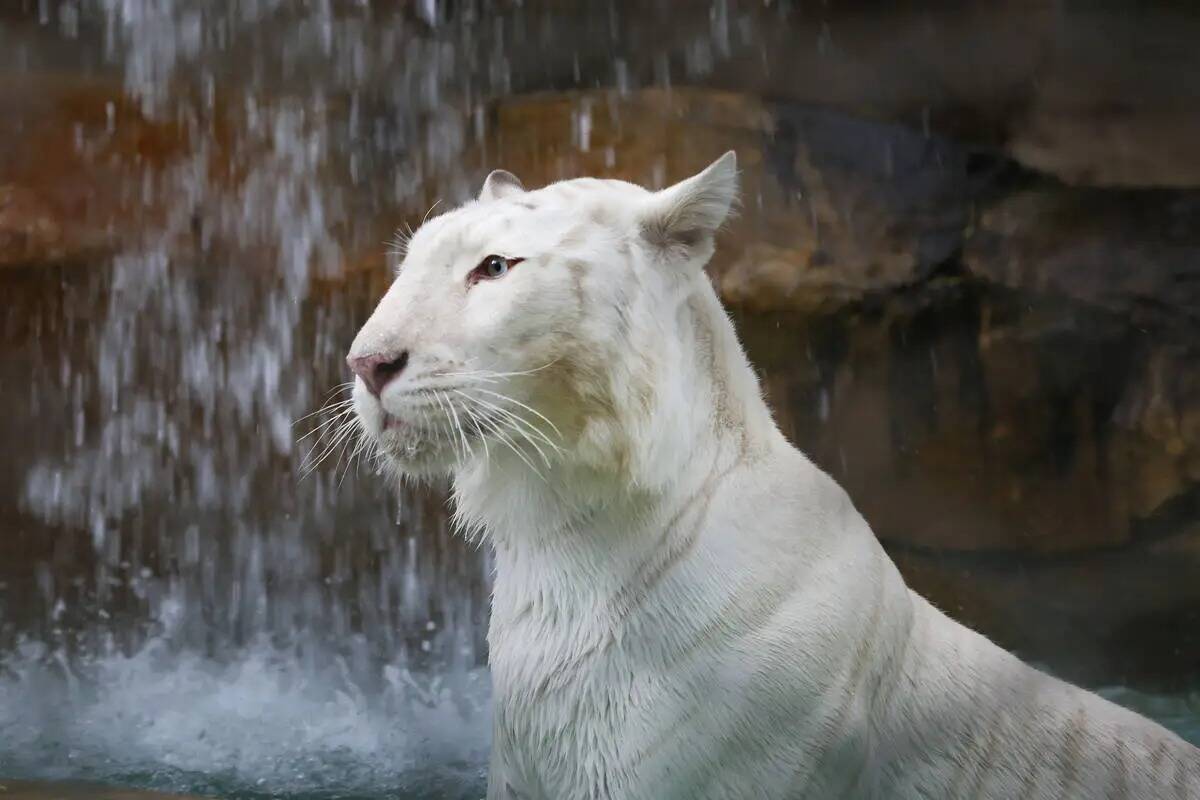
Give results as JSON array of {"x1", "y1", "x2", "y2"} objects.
[
  {"x1": 0, "y1": 633, "x2": 489, "y2": 799},
  {"x1": 9, "y1": 0, "x2": 488, "y2": 653}
]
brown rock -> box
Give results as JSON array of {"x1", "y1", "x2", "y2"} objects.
[
  {"x1": 739, "y1": 281, "x2": 1198, "y2": 558},
  {"x1": 0, "y1": 185, "x2": 77, "y2": 267},
  {"x1": 725, "y1": 4, "x2": 1200, "y2": 189},
  {"x1": 1009, "y1": 111, "x2": 1200, "y2": 190},
  {"x1": 0, "y1": 76, "x2": 257, "y2": 270},
  {"x1": 0, "y1": 77, "x2": 177, "y2": 267},
  {"x1": 491, "y1": 4, "x2": 1200, "y2": 189},
  {"x1": 699, "y1": 102, "x2": 970, "y2": 314},
  {"x1": 958, "y1": 183, "x2": 1200, "y2": 542},
  {"x1": 738, "y1": 293, "x2": 1200, "y2": 684},
  {"x1": 1005, "y1": 8, "x2": 1200, "y2": 188},
  {"x1": 965, "y1": 187, "x2": 1200, "y2": 333}
]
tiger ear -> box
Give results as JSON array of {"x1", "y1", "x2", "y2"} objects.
[
  {"x1": 639, "y1": 151, "x2": 738, "y2": 261},
  {"x1": 479, "y1": 169, "x2": 526, "y2": 202}
]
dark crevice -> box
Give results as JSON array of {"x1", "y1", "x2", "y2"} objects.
[{"x1": 879, "y1": 485, "x2": 1200, "y2": 569}]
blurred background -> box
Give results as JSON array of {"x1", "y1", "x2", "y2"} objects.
[{"x1": 1, "y1": 2, "x2": 1198, "y2": 798}]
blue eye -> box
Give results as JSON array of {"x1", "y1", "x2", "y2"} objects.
[
  {"x1": 483, "y1": 255, "x2": 508, "y2": 278},
  {"x1": 468, "y1": 255, "x2": 524, "y2": 286}
]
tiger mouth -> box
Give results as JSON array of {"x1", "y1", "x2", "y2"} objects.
[
  {"x1": 373, "y1": 411, "x2": 484, "y2": 464},
  {"x1": 375, "y1": 423, "x2": 441, "y2": 461}
]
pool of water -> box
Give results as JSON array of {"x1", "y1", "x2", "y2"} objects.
[
  {"x1": 1, "y1": 639, "x2": 1197, "y2": 800},
  {"x1": 2, "y1": 3, "x2": 1199, "y2": 797}
]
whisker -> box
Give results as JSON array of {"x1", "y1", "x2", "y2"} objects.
[
  {"x1": 295, "y1": 384, "x2": 355, "y2": 417},
  {"x1": 348, "y1": 417, "x2": 373, "y2": 472},
  {"x1": 427, "y1": 393, "x2": 453, "y2": 460},
  {"x1": 472, "y1": 388, "x2": 563, "y2": 439},
  {"x1": 458, "y1": 391, "x2": 561, "y2": 460},
  {"x1": 296, "y1": 417, "x2": 352, "y2": 459},
  {"x1": 455, "y1": 390, "x2": 554, "y2": 470},
  {"x1": 421, "y1": 199, "x2": 442, "y2": 226},
  {"x1": 294, "y1": 398, "x2": 355, "y2": 428},
  {"x1": 429, "y1": 391, "x2": 456, "y2": 458},
  {"x1": 296, "y1": 405, "x2": 357, "y2": 444},
  {"x1": 457, "y1": 397, "x2": 491, "y2": 463},
  {"x1": 462, "y1": 399, "x2": 544, "y2": 479},
  {"x1": 300, "y1": 414, "x2": 359, "y2": 478},
  {"x1": 438, "y1": 358, "x2": 562, "y2": 382},
  {"x1": 336, "y1": 418, "x2": 368, "y2": 491},
  {"x1": 429, "y1": 391, "x2": 456, "y2": 459},
  {"x1": 299, "y1": 429, "x2": 347, "y2": 478},
  {"x1": 440, "y1": 390, "x2": 473, "y2": 463}
]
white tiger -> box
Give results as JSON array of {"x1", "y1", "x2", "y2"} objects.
[{"x1": 346, "y1": 152, "x2": 1200, "y2": 799}]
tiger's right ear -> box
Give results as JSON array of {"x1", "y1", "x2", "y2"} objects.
[{"x1": 479, "y1": 169, "x2": 526, "y2": 202}]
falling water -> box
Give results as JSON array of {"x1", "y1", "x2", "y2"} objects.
[{"x1": 2, "y1": 3, "x2": 504, "y2": 795}]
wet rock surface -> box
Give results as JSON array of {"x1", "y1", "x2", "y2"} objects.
[
  {"x1": 494, "y1": 2, "x2": 1200, "y2": 189},
  {"x1": 966, "y1": 187, "x2": 1200, "y2": 336},
  {"x1": 0, "y1": 78, "x2": 184, "y2": 268},
  {"x1": 740, "y1": 294, "x2": 1200, "y2": 687}
]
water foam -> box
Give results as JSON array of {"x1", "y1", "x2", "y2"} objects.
[{"x1": 0, "y1": 636, "x2": 490, "y2": 799}]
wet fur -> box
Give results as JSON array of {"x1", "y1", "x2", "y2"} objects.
[{"x1": 347, "y1": 154, "x2": 1200, "y2": 799}]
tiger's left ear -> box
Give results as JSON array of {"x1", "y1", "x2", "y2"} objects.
[
  {"x1": 479, "y1": 169, "x2": 526, "y2": 202},
  {"x1": 639, "y1": 151, "x2": 738, "y2": 262}
]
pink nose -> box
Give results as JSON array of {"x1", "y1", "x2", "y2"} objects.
[{"x1": 347, "y1": 350, "x2": 409, "y2": 397}]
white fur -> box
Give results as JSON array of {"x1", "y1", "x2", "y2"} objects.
[{"x1": 347, "y1": 152, "x2": 1200, "y2": 799}]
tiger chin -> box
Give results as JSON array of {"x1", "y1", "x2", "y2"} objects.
[{"x1": 346, "y1": 153, "x2": 1200, "y2": 799}]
